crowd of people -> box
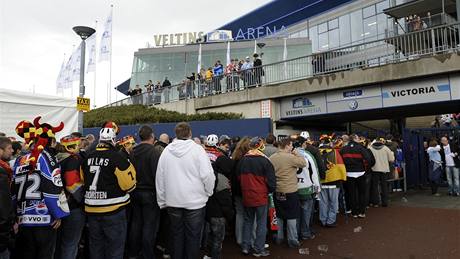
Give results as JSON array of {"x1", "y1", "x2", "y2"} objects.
[
  {"x1": 126, "y1": 53, "x2": 264, "y2": 105},
  {"x1": 1, "y1": 119, "x2": 459, "y2": 259}
]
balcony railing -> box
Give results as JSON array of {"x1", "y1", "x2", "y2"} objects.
[{"x1": 105, "y1": 22, "x2": 460, "y2": 108}]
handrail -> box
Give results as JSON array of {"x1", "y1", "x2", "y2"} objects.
[{"x1": 103, "y1": 22, "x2": 460, "y2": 108}]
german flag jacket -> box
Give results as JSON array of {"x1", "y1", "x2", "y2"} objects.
[{"x1": 81, "y1": 143, "x2": 136, "y2": 214}]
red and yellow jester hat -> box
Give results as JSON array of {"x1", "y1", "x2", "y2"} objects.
[
  {"x1": 60, "y1": 135, "x2": 81, "y2": 154},
  {"x1": 15, "y1": 120, "x2": 36, "y2": 146}
]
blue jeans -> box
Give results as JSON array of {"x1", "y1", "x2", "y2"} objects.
[
  {"x1": 128, "y1": 190, "x2": 161, "y2": 259},
  {"x1": 298, "y1": 198, "x2": 314, "y2": 239},
  {"x1": 276, "y1": 219, "x2": 299, "y2": 247},
  {"x1": 208, "y1": 217, "x2": 226, "y2": 259},
  {"x1": 234, "y1": 196, "x2": 256, "y2": 246},
  {"x1": 242, "y1": 205, "x2": 268, "y2": 253},
  {"x1": 0, "y1": 250, "x2": 9, "y2": 259},
  {"x1": 167, "y1": 207, "x2": 205, "y2": 259},
  {"x1": 319, "y1": 188, "x2": 339, "y2": 225},
  {"x1": 87, "y1": 208, "x2": 127, "y2": 259},
  {"x1": 56, "y1": 207, "x2": 86, "y2": 259},
  {"x1": 446, "y1": 166, "x2": 460, "y2": 194}
]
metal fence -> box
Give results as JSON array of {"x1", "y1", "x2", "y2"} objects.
[{"x1": 106, "y1": 22, "x2": 460, "y2": 108}]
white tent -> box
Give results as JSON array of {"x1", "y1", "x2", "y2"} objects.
[{"x1": 0, "y1": 88, "x2": 78, "y2": 140}]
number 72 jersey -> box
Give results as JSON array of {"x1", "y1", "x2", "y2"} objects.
[{"x1": 12, "y1": 149, "x2": 70, "y2": 227}]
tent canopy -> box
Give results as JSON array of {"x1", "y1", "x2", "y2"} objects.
[{"x1": 0, "y1": 88, "x2": 78, "y2": 140}]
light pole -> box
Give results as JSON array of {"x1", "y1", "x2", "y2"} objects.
[{"x1": 73, "y1": 26, "x2": 96, "y2": 133}]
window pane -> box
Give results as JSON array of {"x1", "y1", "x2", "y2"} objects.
[
  {"x1": 364, "y1": 16, "x2": 377, "y2": 40},
  {"x1": 329, "y1": 28, "x2": 339, "y2": 49},
  {"x1": 377, "y1": 13, "x2": 388, "y2": 39},
  {"x1": 318, "y1": 22, "x2": 328, "y2": 33},
  {"x1": 350, "y1": 10, "x2": 363, "y2": 44},
  {"x1": 376, "y1": 0, "x2": 389, "y2": 13},
  {"x1": 328, "y1": 18, "x2": 339, "y2": 30},
  {"x1": 319, "y1": 32, "x2": 329, "y2": 50},
  {"x1": 309, "y1": 26, "x2": 318, "y2": 52},
  {"x1": 363, "y1": 5, "x2": 376, "y2": 18},
  {"x1": 339, "y1": 14, "x2": 351, "y2": 46}
]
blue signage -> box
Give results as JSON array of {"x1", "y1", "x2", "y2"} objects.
[
  {"x1": 343, "y1": 90, "x2": 363, "y2": 98},
  {"x1": 233, "y1": 25, "x2": 287, "y2": 41}
]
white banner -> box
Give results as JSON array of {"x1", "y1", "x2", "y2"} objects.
[
  {"x1": 86, "y1": 33, "x2": 97, "y2": 72},
  {"x1": 197, "y1": 43, "x2": 202, "y2": 74},
  {"x1": 226, "y1": 41, "x2": 231, "y2": 66},
  {"x1": 56, "y1": 59, "x2": 66, "y2": 93},
  {"x1": 99, "y1": 9, "x2": 112, "y2": 62},
  {"x1": 0, "y1": 88, "x2": 78, "y2": 139},
  {"x1": 71, "y1": 44, "x2": 82, "y2": 81}
]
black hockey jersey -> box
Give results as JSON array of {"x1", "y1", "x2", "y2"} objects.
[{"x1": 81, "y1": 143, "x2": 136, "y2": 214}]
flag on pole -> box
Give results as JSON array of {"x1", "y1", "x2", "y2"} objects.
[
  {"x1": 99, "y1": 9, "x2": 112, "y2": 62},
  {"x1": 86, "y1": 33, "x2": 97, "y2": 72},
  {"x1": 283, "y1": 38, "x2": 288, "y2": 78},
  {"x1": 226, "y1": 41, "x2": 231, "y2": 66},
  {"x1": 197, "y1": 43, "x2": 202, "y2": 74},
  {"x1": 56, "y1": 58, "x2": 66, "y2": 93},
  {"x1": 71, "y1": 43, "x2": 82, "y2": 81}
]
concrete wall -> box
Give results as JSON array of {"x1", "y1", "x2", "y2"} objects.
[
  {"x1": 194, "y1": 53, "x2": 460, "y2": 110},
  {"x1": 154, "y1": 99, "x2": 195, "y2": 115}
]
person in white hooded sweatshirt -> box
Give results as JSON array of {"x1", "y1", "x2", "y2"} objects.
[{"x1": 155, "y1": 122, "x2": 215, "y2": 259}]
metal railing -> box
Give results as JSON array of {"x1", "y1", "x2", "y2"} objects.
[{"x1": 105, "y1": 22, "x2": 460, "y2": 108}]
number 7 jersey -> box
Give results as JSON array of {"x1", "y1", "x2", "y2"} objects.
[
  {"x1": 81, "y1": 143, "x2": 136, "y2": 214},
  {"x1": 12, "y1": 148, "x2": 70, "y2": 227}
]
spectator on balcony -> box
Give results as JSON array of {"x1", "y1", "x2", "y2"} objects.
[
  {"x1": 225, "y1": 59, "x2": 238, "y2": 92},
  {"x1": 253, "y1": 53, "x2": 263, "y2": 87},
  {"x1": 186, "y1": 73, "x2": 196, "y2": 99},
  {"x1": 241, "y1": 57, "x2": 253, "y2": 87},
  {"x1": 205, "y1": 67, "x2": 214, "y2": 96},
  {"x1": 213, "y1": 61, "x2": 224, "y2": 94},
  {"x1": 199, "y1": 68, "x2": 206, "y2": 97},
  {"x1": 145, "y1": 80, "x2": 153, "y2": 92},
  {"x1": 153, "y1": 81, "x2": 162, "y2": 104},
  {"x1": 145, "y1": 80, "x2": 154, "y2": 104},
  {"x1": 162, "y1": 77, "x2": 172, "y2": 103}
]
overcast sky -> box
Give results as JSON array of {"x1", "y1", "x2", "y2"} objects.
[{"x1": 0, "y1": 0, "x2": 271, "y2": 107}]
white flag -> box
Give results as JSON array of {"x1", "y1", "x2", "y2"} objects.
[
  {"x1": 62, "y1": 55, "x2": 73, "y2": 89},
  {"x1": 56, "y1": 59, "x2": 66, "y2": 92},
  {"x1": 86, "y1": 33, "x2": 97, "y2": 72},
  {"x1": 254, "y1": 40, "x2": 257, "y2": 54},
  {"x1": 99, "y1": 9, "x2": 112, "y2": 62},
  {"x1": 197, "y1": 43, "x2": 202, "y2": 74},
  {"x1": 226, "y1": 41, "x2": 231, "y2": 66},
  {"x1": 71, "y1": 44, "x2": 82, "y2": 81},
  {"x1": 283, "y1": 38, "x2": 288, "y2": 79}
]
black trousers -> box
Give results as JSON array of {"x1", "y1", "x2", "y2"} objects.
[
  {"x1": 370, "y1": 172, "x2": 389, "y2": 206},
  {"x1": 17, "y1": 226, "x2": 57, "y2": 259},
  {"x1": 346, "y1": 175, "x2": 367, "y2": 215}
]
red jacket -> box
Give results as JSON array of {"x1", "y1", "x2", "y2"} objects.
[{"x1": 236, "y1": 150, "x2": 276, "y2": 207}]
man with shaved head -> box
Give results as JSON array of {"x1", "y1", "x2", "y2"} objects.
[{"x1": 154, "y1": 133, "x2": 169, "y2": 151}]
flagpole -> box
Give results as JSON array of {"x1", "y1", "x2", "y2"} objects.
[
  {"x1": 109, "y1": 4, "x2": 113, "y2": 104},
  {"x1": 93, "y1": 20, "x2": 98, "y2": 108}
]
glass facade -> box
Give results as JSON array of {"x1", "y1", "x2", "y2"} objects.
[
  {"x1": 290, "y1": 0, "x2": 393, "y2": 52},
  {"x1": 130, "y1": 40, "x2": 311, "y2": 89}
]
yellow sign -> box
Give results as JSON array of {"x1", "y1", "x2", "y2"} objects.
[{"x1": 77, "y1": 97, "x2": 90, "y2": 112}]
